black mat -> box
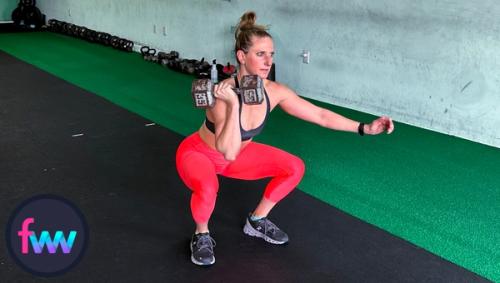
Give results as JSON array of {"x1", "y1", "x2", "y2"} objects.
[
  {"x1": 0, "y1": 23, "x2": 38, "y2": 33},
  {"x1": 0, "y1": 50, "x2": 490, "y2": 282}
]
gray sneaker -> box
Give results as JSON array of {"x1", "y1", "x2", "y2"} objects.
[
  {"x1": 243, "y1": 215, "x2": 289, "y2": 244},
  {"x1": 190, "y1": 232, "x2": 216, "y2": 266}
]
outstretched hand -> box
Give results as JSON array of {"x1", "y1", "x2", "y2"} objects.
[{"x1": 366, "y1": 116, "x2": 394, "y2": 135}]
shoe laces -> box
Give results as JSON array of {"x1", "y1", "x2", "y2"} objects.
[
  {"x1": 263, "y1": 218, "x2": 280, "y2": 234},
  {"x1": 195, "y1": 234, "x2": 216, "y2": 251}
]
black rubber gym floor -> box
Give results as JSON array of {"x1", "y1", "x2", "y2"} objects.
[
  {"x1": 0, "y1": 23, "x2": 35, "y2": 33},
  {"x1": 0, "y1": 51, "x2": 490, "y2": 282}
]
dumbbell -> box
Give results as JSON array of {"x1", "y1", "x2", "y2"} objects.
[
  {"x1": 121, "y1": 39, "x2": 134, "y2": 52},
  {"x1": 110, "y1": 36, "x2": 120, "y2": 49},
  {"x1": 98, "y1": 33, "x2": 111, "y2": 46},
  {"x1": 191, "y1": 75, "x2": 264, "y2": 109}
]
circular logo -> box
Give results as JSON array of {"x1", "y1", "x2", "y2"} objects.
[{"x1": 5, "y1": 194, "x2": 88, "y2": 277}]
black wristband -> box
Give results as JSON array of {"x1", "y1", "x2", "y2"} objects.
[{"x1": 358, "y1": 122, "x2": 365, "y2": 136}]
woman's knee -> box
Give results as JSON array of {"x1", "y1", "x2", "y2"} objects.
[
  {"x1": 190, "y1": 179, "x2": 219, "y2": 223},
  {"x1": 191, "y1": 178, "x2": 219, "y2": 198},
  {"x1": 287, "y1": 154, "x2": 306, "y2": 180},
  {"x1": 176, "y1": 150, "x2": 217, "y2": 190}
]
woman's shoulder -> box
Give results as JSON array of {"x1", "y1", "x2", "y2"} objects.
[
  {"x1": 265, "y1": 79, "x2": 287, "y2": 91},
  {"x1": 265, "y1": 79, "x2": 296, "y2": 98}
]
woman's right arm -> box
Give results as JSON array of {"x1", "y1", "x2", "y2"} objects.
[{"x1": 210, "y1": 81, "x2": 242, "y2": 161}]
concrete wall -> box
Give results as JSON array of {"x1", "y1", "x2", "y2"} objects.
[
  {"x1": 0, "y1": 0, "x2": 17, "y2": 21},
  {"x1": 37, "y1": 0, "x2": 500, "y2": 148}
]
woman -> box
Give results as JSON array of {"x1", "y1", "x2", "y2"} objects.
[{"x1": 176, "y1": 11, "x2": 394, "y2": 266}]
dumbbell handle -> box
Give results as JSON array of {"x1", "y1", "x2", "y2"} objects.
[{"x1": 229, "y1": 87, "x2": 241, "y2": 95}]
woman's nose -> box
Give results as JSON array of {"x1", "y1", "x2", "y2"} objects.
[{"x1": 264, "y1": 56, "x2": 272, "y2": 66}]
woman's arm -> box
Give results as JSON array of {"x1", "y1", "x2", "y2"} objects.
[
  {"x1": 210, "y1": 81, "x2": 243, "y2": 161},
  {"x1": 276, "y1": 84, "x2": 394, "y2": 134}
]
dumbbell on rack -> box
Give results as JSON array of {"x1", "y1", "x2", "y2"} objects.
[{"x1": 191, "y1": 75, "x2": 264, "y2": 109}]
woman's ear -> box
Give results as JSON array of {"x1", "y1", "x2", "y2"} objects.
[{"x1": 236, "y1": 49, "x2": 246, "y2": 65}]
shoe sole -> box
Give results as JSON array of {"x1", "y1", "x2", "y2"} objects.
[
  {"x1": 190, "y1": 244, "x2": 215, "y2": 266},
  {"x1": 243, "y1": 219, "x2": 288, "y2": 245}
]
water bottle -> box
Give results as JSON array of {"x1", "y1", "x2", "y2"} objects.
[{"x1": 211, "y1": 59, "x2": 218, "y2": 84}]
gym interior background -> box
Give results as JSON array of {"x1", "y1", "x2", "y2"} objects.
[
  {"x1": 1, "y1": 1, "x2": 499, "y2": 282},
  {"x1": 6, "y1": 0, "x2": 499, "y2": 148}
]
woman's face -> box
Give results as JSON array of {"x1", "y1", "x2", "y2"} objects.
[{"x1": 238, "y1": 36, "x2": 274, "y2": 79}]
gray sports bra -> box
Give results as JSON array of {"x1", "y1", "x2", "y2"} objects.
[{"x1": 205, "y1": 77, "x2": 270, "y2": 141}]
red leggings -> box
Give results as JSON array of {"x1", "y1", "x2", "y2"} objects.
[{"x1": 176, "y1": 132, "x2": 305, "y2": 224}]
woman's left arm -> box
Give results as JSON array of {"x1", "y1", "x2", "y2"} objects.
[{"x1": 277, "y1": 85, "x2": 394, "y2": 135}]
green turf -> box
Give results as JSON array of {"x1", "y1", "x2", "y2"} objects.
[{"x1": 1, "y1": 32, "x2": 499, "y2": 281}]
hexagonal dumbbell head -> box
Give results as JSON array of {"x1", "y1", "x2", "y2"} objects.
[
  {"x1": 240, "y1": 75, "x2": 264, "y2": 105},
  {"x1": 192, "y1": 79, "x2": 216, "y2": 108}
]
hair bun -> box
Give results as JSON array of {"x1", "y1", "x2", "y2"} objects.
[
  {"x1": 235, "y1": 11, "x2": 268, "y2": 40},
  {"x1": 239, "y1": 11, "x2": 256, "y2": 29}
]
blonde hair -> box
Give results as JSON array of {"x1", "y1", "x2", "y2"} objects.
[{"x1": 234, "y1": 11, "x2": 272, "y2": 62}]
